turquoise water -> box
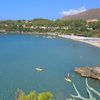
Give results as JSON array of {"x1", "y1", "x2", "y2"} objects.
[{"x1": 0, "y1": 34, "x2": 100, "y2": 100}]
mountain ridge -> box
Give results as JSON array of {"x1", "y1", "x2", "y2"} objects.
[{"x1": 62, "y1": 8, "x2": 100, "y2": 20}]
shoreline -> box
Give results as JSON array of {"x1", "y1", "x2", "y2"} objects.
[
  {"x1": 0, "y1": 32, "x2": 100, "y2": 48},
  {"x1": 58, "y1": 34, "x2": 100, "y2": 48}
]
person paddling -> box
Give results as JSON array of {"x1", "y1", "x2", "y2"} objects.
[
  {"x1": 67, "y1": 72, "x2": 70, "y2": 79},
  {"x1": 65, "y1": 72, "x2": 72, "y2": 82}
]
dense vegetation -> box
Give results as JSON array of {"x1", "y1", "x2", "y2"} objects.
[
  {"x1": 16, "y1": 89, "x2": 53, "y2": 100},
  {"x1": 0, "y1": 18, "x2": 100, "y2": 37}
]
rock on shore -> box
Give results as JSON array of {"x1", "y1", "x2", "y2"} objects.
[{"x1": 74, "y1": 67, "x2": 100, "y2": 80}]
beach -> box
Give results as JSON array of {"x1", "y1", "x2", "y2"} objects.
[{"x1": 58, "y1": 34, "x2": 100, "y2": 48}]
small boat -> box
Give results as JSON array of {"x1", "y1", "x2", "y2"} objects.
[
  {"x1": 65, "y1": 77, "x2": 72, "y2": 82},
  {"x1": 35, "y1": 67, "x2": 43, "y2": 72},
  {"x1": 65, "y1": 72, "x2": 72, "y2": 82}
]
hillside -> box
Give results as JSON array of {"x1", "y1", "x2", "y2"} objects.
[{"x1": 62, "y1": 8, "x2": 100, "y2": 20}]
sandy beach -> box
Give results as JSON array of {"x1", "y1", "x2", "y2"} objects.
[{"x1": 58, "y1": 35, "x2": 100, "y2": 48}]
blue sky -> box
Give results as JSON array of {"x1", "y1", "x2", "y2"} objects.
[{"x1": 0, "y1": 0, "x2": 100, "y2": 20}]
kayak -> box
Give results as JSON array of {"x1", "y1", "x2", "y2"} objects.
[
  {"x1": 35, "y1": 67, "x2": 43, "y2": 72},
  {"x1": 65, "y1": 77, "x2": 72, "y2": 82}
]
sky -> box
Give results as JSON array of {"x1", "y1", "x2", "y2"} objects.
[{"x1": 0, "y1": 0, "x2": 100, "y2": 20}]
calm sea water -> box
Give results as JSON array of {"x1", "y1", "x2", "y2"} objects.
[{"x1": 0, "y1": 34, "x2": 100, "y2": 100}]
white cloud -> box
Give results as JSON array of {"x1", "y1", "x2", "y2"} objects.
[{"x1": 60, "y1": 7, "x2": 87, "y2": 16}]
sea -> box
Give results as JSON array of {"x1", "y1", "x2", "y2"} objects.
[{"x1": 0, "y1": 34, "x2": 100, "y2": 100}]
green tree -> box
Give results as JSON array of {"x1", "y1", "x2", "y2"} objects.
[
  {"x1": 16, "y1": 90, "x2": 53, "y2": 100},
  {"x1": 38, "y1": 92, "x2": 53, "y2": 100}
]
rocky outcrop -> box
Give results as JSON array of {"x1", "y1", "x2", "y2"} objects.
[{"x1": 74, "y1": 67, "x2": 100, "y2": 80}]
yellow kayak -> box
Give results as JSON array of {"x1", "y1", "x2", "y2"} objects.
[{"x1": 65, "y1": 77, "x2": 72, "y2": 82}]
